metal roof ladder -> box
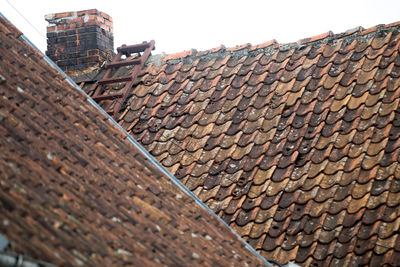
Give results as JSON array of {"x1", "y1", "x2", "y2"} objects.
[{"x1": 91, "y1": 40, "x2": 155, "y2": 119}]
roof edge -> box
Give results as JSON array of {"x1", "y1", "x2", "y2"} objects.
[
  {"x1": 146, "y1": 21, "x2": 400, "y2": 66},
  {"x1": 0, "y1": 12, "x2": 275, "y2": 267}
]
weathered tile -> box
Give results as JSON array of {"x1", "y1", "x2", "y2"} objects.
[
  {"x1": 75, "y1": 21, "x2": 400, "y2": 266},
  {"x1": 3, "y1": 18, "x2": 275, "y2": 267}
]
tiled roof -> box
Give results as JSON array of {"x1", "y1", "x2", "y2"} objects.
[
  {"x1": 0, "y1": 15, "x2": 269, "y2": 266},
  {"x1": 85, "y1": 23, "x2": 400, "y2": 266}
]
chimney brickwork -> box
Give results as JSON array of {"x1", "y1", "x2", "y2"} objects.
[{"x1": 45, "y1": 9, "x2": 114, "y2": 80}]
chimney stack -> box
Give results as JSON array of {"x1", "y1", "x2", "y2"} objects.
[{"x1": 45, "y1": 9, "x2": 114, "y2": 81}]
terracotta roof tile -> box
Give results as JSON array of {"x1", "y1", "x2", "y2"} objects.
[
  {"x1": 0, "y1": 16, "x2": 277, "y2": 267},
  {"x1": 81, "y1": 20, "x2": 400, "y2": 266},
  {"x1": 250, "y1": 40, "x2": 279, "y2": 51}
]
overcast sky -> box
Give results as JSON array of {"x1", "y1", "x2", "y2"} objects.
[{"x1": 2, "y1": 0, "x2": 400, "y2": 55}]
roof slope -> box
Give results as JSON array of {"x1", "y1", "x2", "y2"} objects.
[
  {"x1": 0, "y1": 15, "x2": 269, "y2": 266},
  {"x1": 86, "y1": 23, "x2": 400, "y2": 266}
]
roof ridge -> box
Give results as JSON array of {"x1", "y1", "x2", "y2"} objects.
[{"x1": 146, "y1": 20, "x2": 400, "y2": 66}]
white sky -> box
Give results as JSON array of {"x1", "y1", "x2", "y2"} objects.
[{"x1": 2, "y1": 0, "x2": 400, "y2": 55}]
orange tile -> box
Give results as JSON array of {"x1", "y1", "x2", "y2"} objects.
[
  {"x1": 384, "y1": 21, "x2": 400, "y2": 28},
  {"x1": 249, "y1": 40, "x2": 279, "y2": 51},
  {"x1": 297, "y1": 31, "x2": 333, "y2": 44},
  {"x1": 360, "y1": 25, "x2": 380, "y2": 36},
  {"x1": 163, "y1": 49, "x2": 196, "y2": 61}
]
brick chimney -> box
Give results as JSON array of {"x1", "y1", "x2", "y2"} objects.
[{"x1": 45, "y1": 9, "x2": 114, "y2": 81}]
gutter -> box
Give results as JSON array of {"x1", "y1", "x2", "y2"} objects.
[
  {"x1": 0, "y1": 234, "x2": 55, "y2": 267},
  {"x1": 0, "y1": 252, "x2": 56, "y2": 267}
]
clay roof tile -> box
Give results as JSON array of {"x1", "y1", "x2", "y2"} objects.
[{"x1": 76, "y1": 19, "x2": 400, "y2": 266}]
